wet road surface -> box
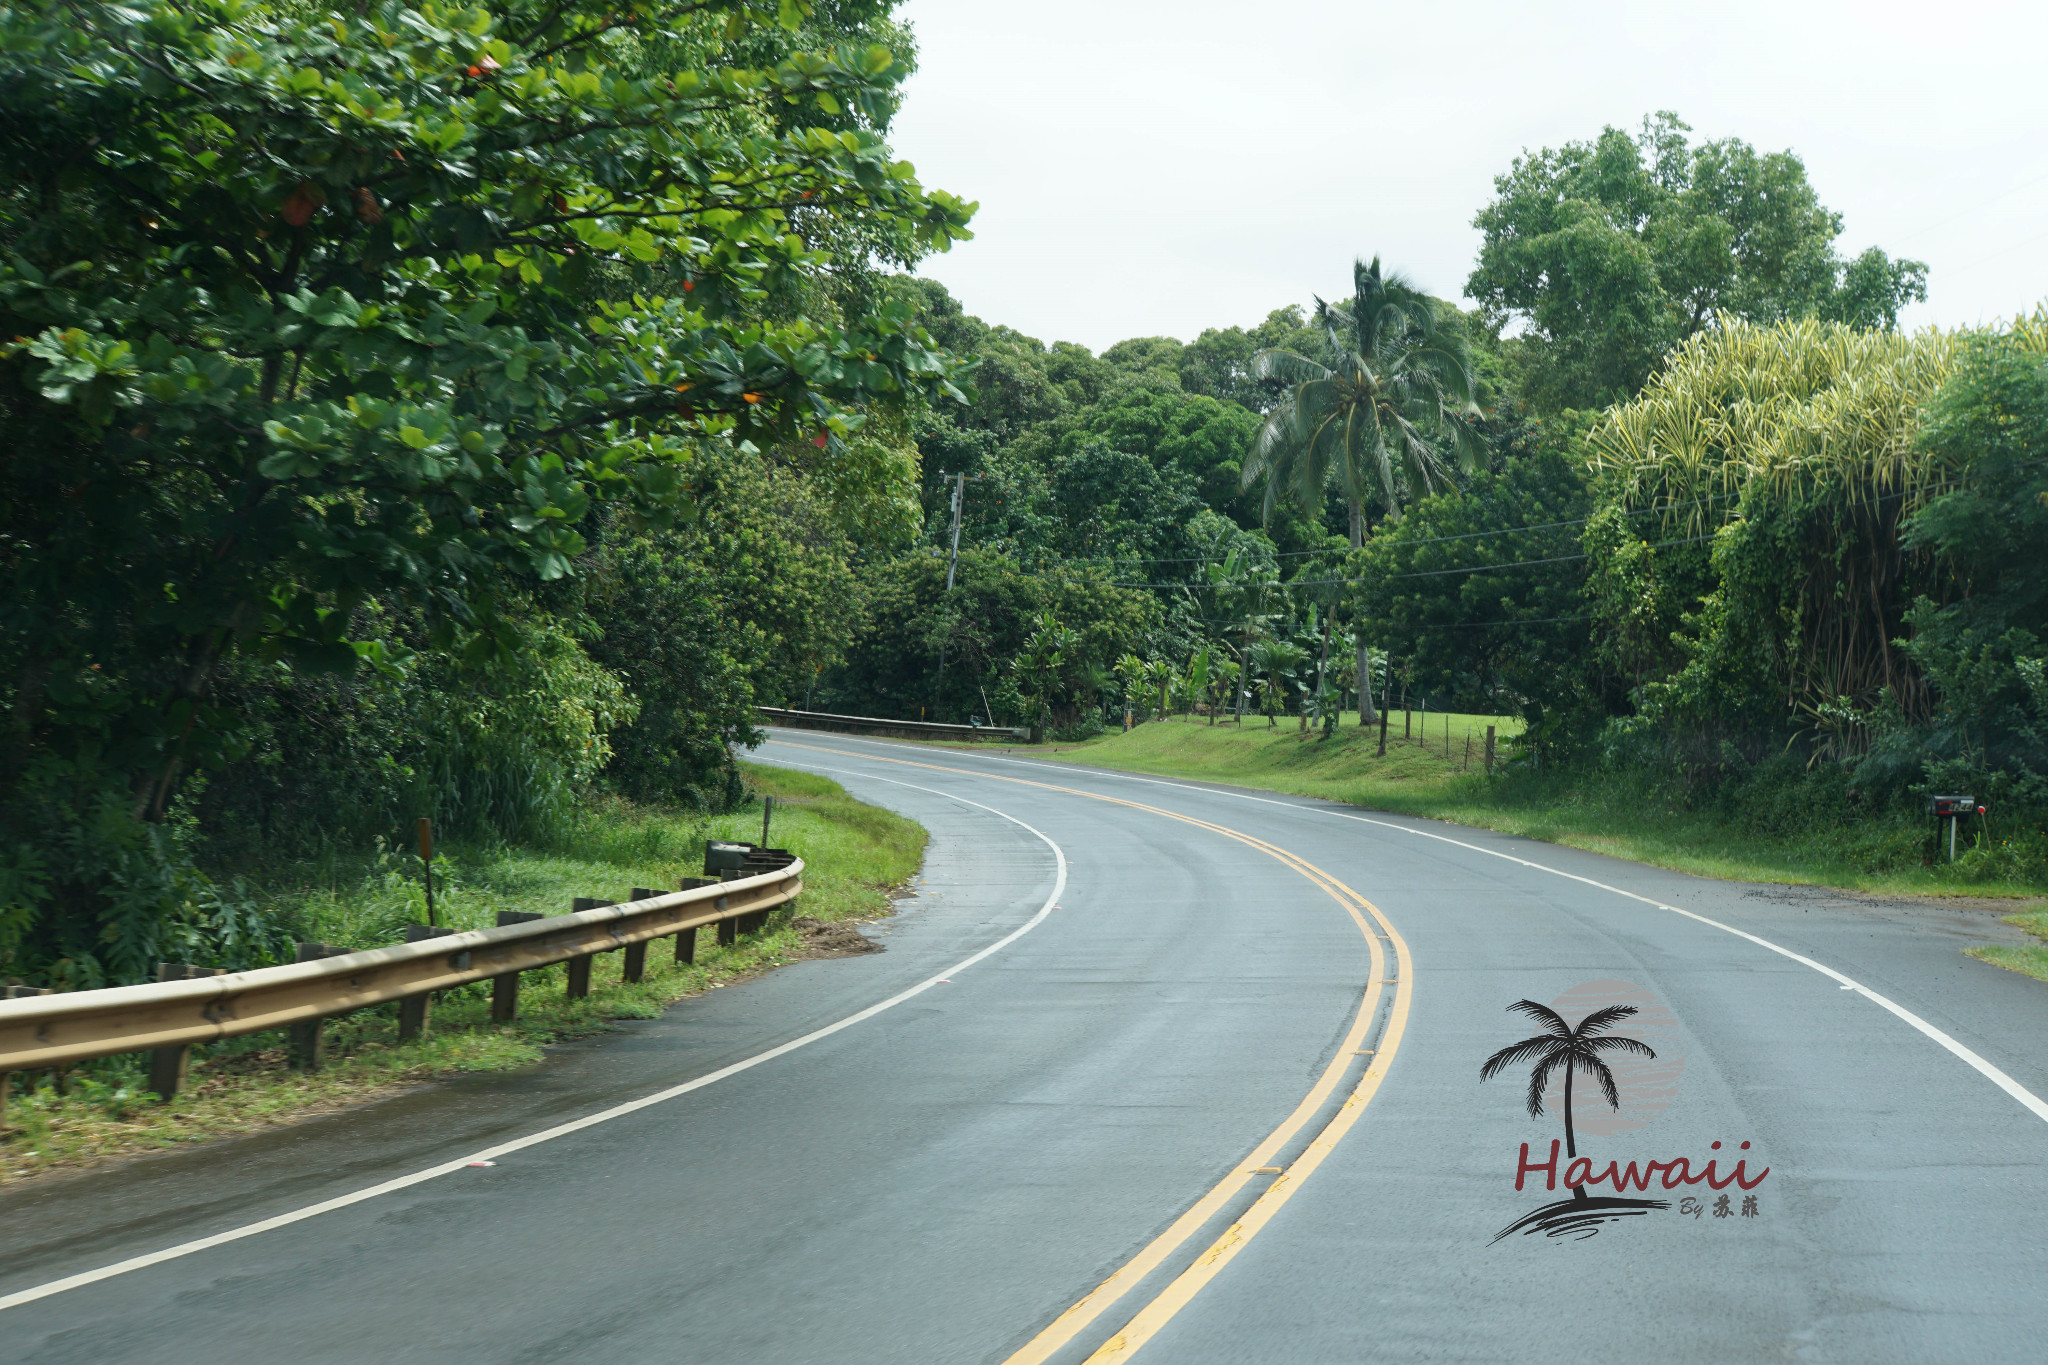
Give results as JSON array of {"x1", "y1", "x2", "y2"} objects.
[{"x1": 3, "y1": 729, "x2": 2045, "y2": 1363}]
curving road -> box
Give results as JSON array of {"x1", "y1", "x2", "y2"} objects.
[{"x1": 4, "y1": 729, "x2": 2046, "y2": 1363}]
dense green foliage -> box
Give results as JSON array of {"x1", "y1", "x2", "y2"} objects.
[
  {"x1": 818, "y1": 115, "x2": 2042, "y2": 887},
  {"x1": 1468, "y1": 113, "x2": 1928, "y2": 412},
  {"x1": 1, "y1": 0, "x2": 969, "y2": 984},
  {"x1": 10, "y1": 42, "x2": 2045, "y2": 997}
]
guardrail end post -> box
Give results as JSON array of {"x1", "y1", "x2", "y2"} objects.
[{"x1": 149, "y1": 1044, "x2": 190, "y2": 1103}]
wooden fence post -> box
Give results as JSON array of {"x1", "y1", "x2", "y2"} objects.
[
  {"x1": 1485, "y1": 724, "x2": 1496, "y2": 775},
  {"x1": 491, "y1": 911, "x2": 546, "y2": 1022}
]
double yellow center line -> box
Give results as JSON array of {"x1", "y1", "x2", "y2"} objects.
[{"x1": 775, "y1": 741, "x2": 1414, "y2": 1362}]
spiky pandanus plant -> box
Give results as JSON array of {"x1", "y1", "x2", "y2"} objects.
[
  {"x1": 1481, "y1": 1001, "x2": 1657, "y2": 1203},
  {"x1": 1243, "y1": 257, "x2": 1482, "y2": 726},
  {"x1": 1586, "y1": 311, "x2": 2048, "y2": 743}
]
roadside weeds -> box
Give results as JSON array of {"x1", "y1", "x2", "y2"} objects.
[{"x1": 0, "y1": 762, "x2": 925, "y2": 1186}]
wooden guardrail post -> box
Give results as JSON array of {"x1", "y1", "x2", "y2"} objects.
[
  {"x1": 567, "y1": 898, "x2": 615, "y2": 999},
  {"x1": 0, "y1": 985, "x2": 44, "y2": 1124},
  {"x1": 676, "y1": 878, "x2": 716, "y2": 963},
  {"x1": 150, "y1": 965, "x2": 220, "y2": 1099},
  {"x1": 0, "y1": 859, "x2": 804, "y2": 1077},
  {"x1": 398, "y1": 924, "x2": 457, "y2": 1040},
  {"x1": 288, "y1": 944, "x2": 344, "y2": 1070},
  {"x1": 491, "y1": 912, "x2": 546, "y2": 1022},
  {"x1": 622, "y1": 891, "x2": 662, "y2": 983}
]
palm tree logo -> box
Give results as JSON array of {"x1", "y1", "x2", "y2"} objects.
[{"x1": 1482, "y1": 999, "x2": 1667, "y2": 1240}]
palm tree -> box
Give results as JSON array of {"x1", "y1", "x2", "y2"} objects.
[
  {"x1": 1246, "y1": 638, "x2": 1308, "y2": 728},
  {"x1": 1144, "y1": 657, "x2": 1177, "y2": 722},
  {"x1": 1243, "y1": 256, "x2": 1482, "y2": 727},
  {"x1": 1480, "y1": 1000, "x2": 1656, "y2": 1203}
]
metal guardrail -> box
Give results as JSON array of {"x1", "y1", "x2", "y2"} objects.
[
  {"x1": 757, "y1": 705, "x2": 1029, "y2": 743},
  {"x1": 0, "y1": 859, "x2": 802, "y2": 1101}
]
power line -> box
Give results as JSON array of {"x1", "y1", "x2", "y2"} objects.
[
  {"x1": 1111, "y1": 533, "x2": 1717, "y2": 590},
  {"x1": 1026, "y1": 490, "x2": 1745, "y2": 571},
  {"x1": 1107, "y1": 460, "x2": 2036, "y2": 592}
]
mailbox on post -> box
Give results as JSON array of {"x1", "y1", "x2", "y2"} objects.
[{"x1": 1927, "y1": 795, "x2": 1978, "y2": 862}]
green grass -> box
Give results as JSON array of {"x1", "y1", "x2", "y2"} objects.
[
  {"x1": 0, "y1": 762, "x2": 925, "y2": 1185},
  {"x1": 978, "y1": 713, "x2": 2048, "y2": 900},
  {"x1": 1968, "y1": 906, "x2": 2048, "y2": 983}
]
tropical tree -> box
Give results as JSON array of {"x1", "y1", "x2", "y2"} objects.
[
  {"x1": 1243, "y1": 257, "x2": 1481, "y2": 726},
  {"x1": 1585, "y1": 313, "x2": 2048, "y2": 764},
  {"x1": 1009, "y1": 612, "x2": 1079, "y2": 738},
  {"x1": 1114, "y1": 652, "x2": 1149, "y2": 727},
  {"x1": 1145, "y1": 657, "x2": 1177, "y2": 722},
  {"x1": 1181, "y1": 647, "x2": 1212, "y2": 720},
  {"x1": 1468, "y1": 112, "x2": 1929, "y2": 413},
  {"x1": 1075, "y1": 660, "x2": 1115, "y2": 729},
  {"x1": 0, "y1": 0, "x2": 975, "y2": 982},
  {"x1": 1480, "y1": 1000, "x2": 1656, "y2": 1202},
  {"x1": 1246, "y1": 639, "x2": 1308, "y2": 728},
  {"x1": 1207, "y1": 657, "x2": 1241, "y2": 726}
]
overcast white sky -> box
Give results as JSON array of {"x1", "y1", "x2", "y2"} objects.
[{"x1": 887, "y1": 0, "x2": 2048, "y2": 353}]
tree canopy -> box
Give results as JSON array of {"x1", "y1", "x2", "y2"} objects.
[{"x1": 1468, "y1": 112, "x2": 1928, "y2": 412}]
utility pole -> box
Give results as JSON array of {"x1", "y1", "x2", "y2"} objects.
[
  {"x1": 934, "y1": 471, "x2": 967, "y2": 714},
  {"x1": 944, "y1": 470, "x2": 966, "y2": 591}
]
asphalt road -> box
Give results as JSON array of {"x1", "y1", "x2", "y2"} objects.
[{"x1": 4, "y1": 728, "x2": 2046, "y2": 1363}]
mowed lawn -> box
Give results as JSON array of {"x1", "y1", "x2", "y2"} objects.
[{"x1": 954, "y1": 715, "x2": 2048, "y2": 905}]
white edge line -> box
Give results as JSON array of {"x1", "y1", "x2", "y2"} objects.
[
  {"x1": 0, "y1": 772, "x2": 1068, "y2": 1315},
  {"x1": 772, "y1": 731, "x2": 2048, "y2": 1129}
]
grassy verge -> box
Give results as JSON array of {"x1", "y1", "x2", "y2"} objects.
[
  {"x1": 1968, "y1": 907, "x2": 2048, "y2": 983},
  {"x1": 982, "y1": 713, "x2": 2048, "y2": 899},
  {"x1": 0, "y1": 762, "x2": 925, "y2": 1185}
]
